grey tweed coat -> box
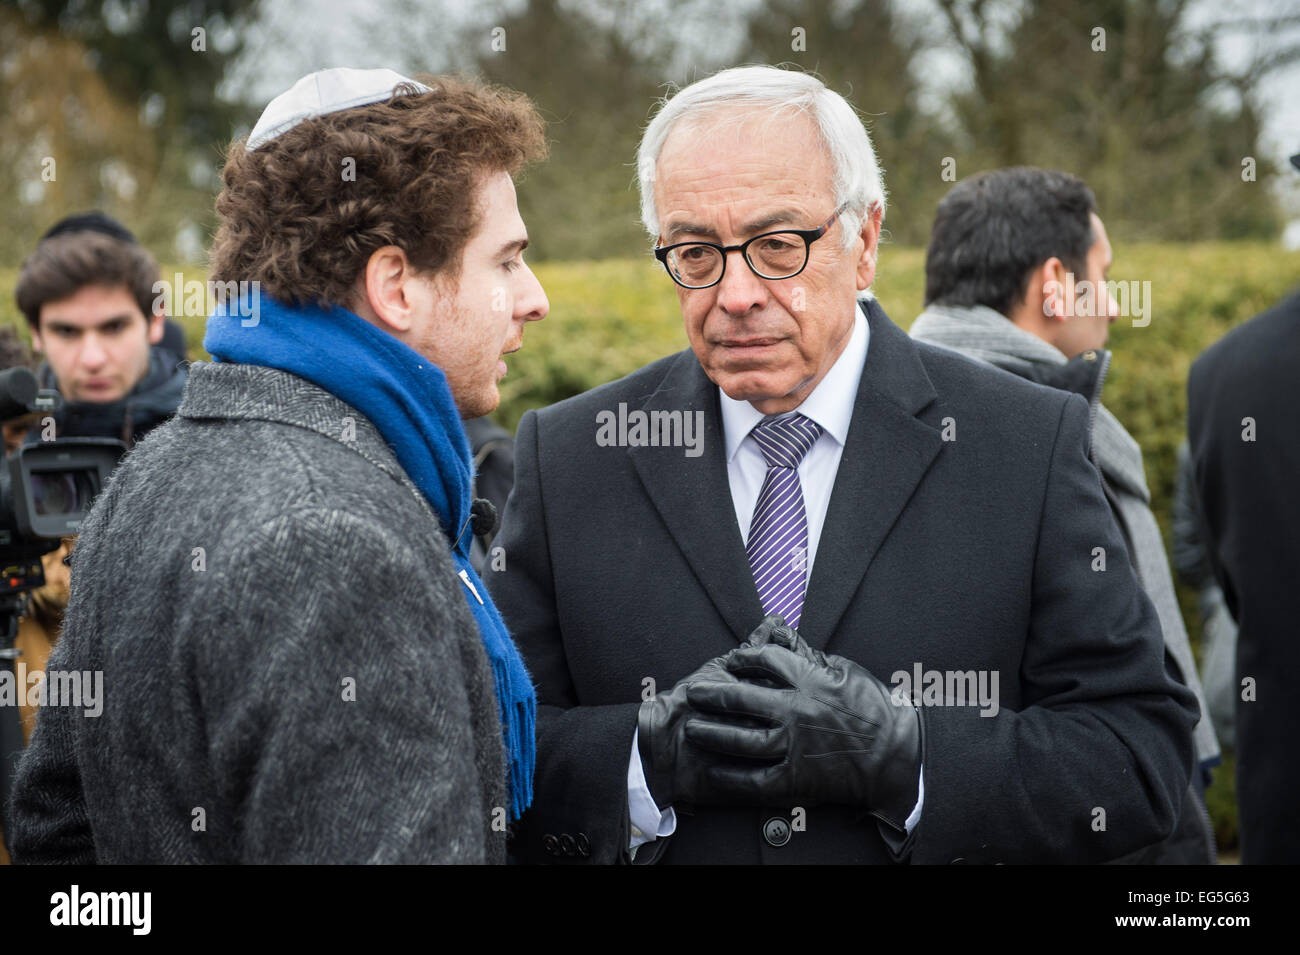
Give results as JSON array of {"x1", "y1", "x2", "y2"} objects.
[{"x1": 6, "y1": 361, "x2": 507, "y2": 863}]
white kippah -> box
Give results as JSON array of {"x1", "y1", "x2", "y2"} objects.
[{"x1": 245, "y1": 67, "x2": 433, "y2": 151}]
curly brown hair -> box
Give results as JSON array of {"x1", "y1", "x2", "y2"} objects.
[{"x1": 209, "y1": 75, "x2": 547, "y2": 309}]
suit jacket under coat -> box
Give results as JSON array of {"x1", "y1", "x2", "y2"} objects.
[{"x1": 489, "y1": 299, "x2": 1198, "y2": 865}]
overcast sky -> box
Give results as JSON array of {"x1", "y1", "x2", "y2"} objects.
[{"x1": 221, "y1": 0, "x2": 1300, "y2": 245}]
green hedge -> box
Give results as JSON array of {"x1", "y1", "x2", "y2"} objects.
[{"x1": 6, "y1": 241, "x2": 1297, "y2": 853}]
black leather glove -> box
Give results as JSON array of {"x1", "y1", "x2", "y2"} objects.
[
  {"x1": 637, "y1": 615, "x2": 794, "y2": 808},
  {"x1": 682, "y1": 640, "x2": 924, "y2": 832}
]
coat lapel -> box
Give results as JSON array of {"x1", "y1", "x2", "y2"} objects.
[
  {"x1": 799, "y1": 299, "x2": 944, "y2": 649},
  {"x1": 628, "y1": 301, "x2": 943, "y2": 650},
  {"x1": 627, "y1": 351, "x2": 766, "y2": 643}
]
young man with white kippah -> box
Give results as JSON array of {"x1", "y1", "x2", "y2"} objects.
[{"x1": 7, "y1": 68, "x2": 549, "y2": 863}]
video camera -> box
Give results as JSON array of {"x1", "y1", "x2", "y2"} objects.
[{"x1": 0, "y1": 366, "x2": 125, "y2": 595}]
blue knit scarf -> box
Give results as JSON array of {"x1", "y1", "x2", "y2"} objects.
[{"x1": 204, "y1": 292, "x2": 535, "y2": 820}]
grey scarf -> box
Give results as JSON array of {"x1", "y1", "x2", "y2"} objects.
[{"x1": 911, "y1": 303, "x2": 1219, "y2": 766}]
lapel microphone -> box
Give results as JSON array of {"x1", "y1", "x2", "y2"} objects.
[{"x1": 470, "y1": 497, "x2": 499, "y2": 538}]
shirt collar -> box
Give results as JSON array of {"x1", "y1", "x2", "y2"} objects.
[{"x1": 720, "y1": 298, "x2": 870, "y2": 462}]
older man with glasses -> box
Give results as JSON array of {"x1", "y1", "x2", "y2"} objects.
[{"x1": 489, "y1": 65, "x2": 1198, "y2": 865}]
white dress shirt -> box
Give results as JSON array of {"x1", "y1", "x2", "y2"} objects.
[{"x1": 628, "y1": 301, "x2": 924, "y2": 852}]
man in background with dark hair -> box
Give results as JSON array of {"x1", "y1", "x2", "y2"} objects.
[
  {"x1": 3, "y1": 215, "x2": 183, "y2": 862},
  {"x1": 13, "y1": 211, "x2": 187, "y2": 449},
  {"x1": 910, "y1": 166, "x2": 1217, "y2": 863}
]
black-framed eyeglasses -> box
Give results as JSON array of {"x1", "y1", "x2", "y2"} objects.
[{"x1": 654, "y1": 202, "x2": 849, "y2": 289}]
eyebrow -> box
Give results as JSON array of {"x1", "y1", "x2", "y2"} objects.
[
  {"x1": 663, "y1": 209, "x2": 807, "y2": 243},
  {"x1": 43, "y1": 313, "x2": 134, "y2": 332},
  {"x1": 494, "y1": 237, "x2": 529, "y2": 258}
]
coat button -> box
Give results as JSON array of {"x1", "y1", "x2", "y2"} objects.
[
  {"x1": 560, "y1": 833, "x2": 578, "y2": 856},
  {"x1": 543, "y1": 834, "x2": 559, "y2": 856},
  {"x1": 763, "y1": 817, "x2": 792, "y2": 847},
  {"x1": 576, "y1": 833, "x2": 592, "y2": 857}
]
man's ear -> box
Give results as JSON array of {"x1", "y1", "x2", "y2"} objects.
[
  {"x1": 1036, "y1": 257, "x2": 1069, "y2": 322},
  {"x1": 359, "y1": 245, "x2": 420, "y2": 333},
  {"x1": 147, "y1": 307, "x2": 165, "y2": 345},
  {"x1": 854, "y1": 204, "x2": 885, "y2": 291},
  {"x1": 29, "y1": 323, "x2": 42, "y2": 353}
]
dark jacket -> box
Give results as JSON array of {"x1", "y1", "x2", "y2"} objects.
[
  {"x1": 465, "y1": 416, "x2": 515, "y2": 572},
  {"x1": 909, "y1": 304, "x2": 1216, "y2": 864},
  {"x1": 489, "y1": 299, "x2": 1198, "y2": 865},
  {"x1": 26, "y1": 345, "x2": 187, "y2": 449},
  {"x1": 1021, "y1": 358, "x2": 1215, "y2": 863},
  {"x1": 909, "y1": 305, "x2": 1218, "y2": 767},
  {"x1": 6, "y1": 361, "x2": 508, "y2": 863},
  {"x1": 1188, "y1": 288, "x2": 1300, "y2": 864}
]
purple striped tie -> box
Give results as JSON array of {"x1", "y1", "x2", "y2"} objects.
[{"x1": 746, "y1": 413, "x2": 824, "y2": 630}]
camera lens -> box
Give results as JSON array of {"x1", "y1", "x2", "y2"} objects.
[{"x1": 30, "y1": 468, "x2": 94, "y2": 517}]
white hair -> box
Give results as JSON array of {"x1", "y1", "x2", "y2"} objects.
[{"x1": 636, "y1": 65, "x2": 886, "y2": 251}]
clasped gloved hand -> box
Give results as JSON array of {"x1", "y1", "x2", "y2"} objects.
[
  {"x1": 637, "y1": 615, "x2": 796, "y2": 808},
  {"x1": 682, "y1": 633, "x2": 924, "y2": 832}
]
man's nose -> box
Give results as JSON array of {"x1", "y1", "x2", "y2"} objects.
[
  {"x1": 714, "y1": 249, "x2": 767, "y2": 315},
  {"x1": 79, "y1": 333, "x2": 108, "y2": 368},
  {"x1": 517, "y1": 263, "x2": 549, "y2": 323}
]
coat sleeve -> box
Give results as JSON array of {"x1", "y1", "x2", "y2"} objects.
[
  {"x1": 194, "y1": 507, "x2": 493, "y2": 863},
  {"x1": 11, "y1": 505, "x2": 497, "y2": 864},
  {"x1": 6, "y1": 633, "x2": 97, "y2": 864},
  {"x1": 911, "y1": 393, "x2": 1199, "y2": 864},
  {"x1": 489, "y1": 409, "x2": 640, "y2": 865}
]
